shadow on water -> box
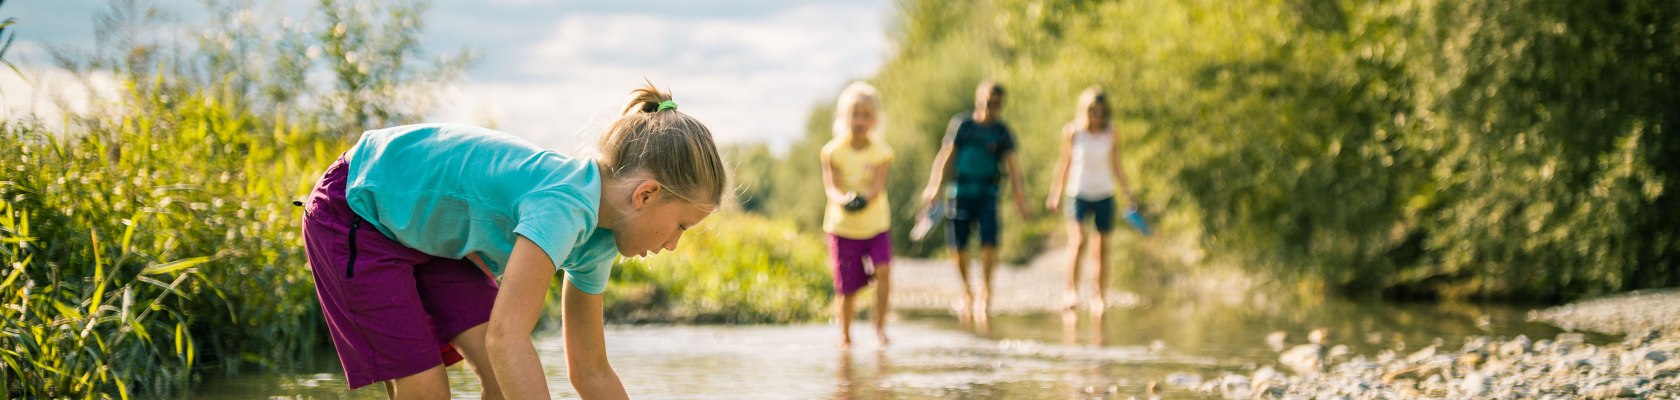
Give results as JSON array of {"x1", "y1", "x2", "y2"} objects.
[{"x1": 194, "y1": 291, "x2": 1602, "y2": 399}]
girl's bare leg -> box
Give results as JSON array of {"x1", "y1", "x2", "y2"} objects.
[{"x1": 873, "y1": 263, "x2": 892, "y2": 346}]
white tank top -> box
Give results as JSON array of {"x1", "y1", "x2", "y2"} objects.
[{"x1": 1066, "y1": 128, "x2": 1115, "y2": 200}]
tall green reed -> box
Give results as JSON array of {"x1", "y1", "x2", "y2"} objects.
[{"x1": 0, "y1": 79, "x2": 341, "y2": 397}]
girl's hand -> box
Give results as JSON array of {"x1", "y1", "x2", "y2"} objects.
[{"x1": 1045, "y1": 196, "x2": 1061, "y2": 214}]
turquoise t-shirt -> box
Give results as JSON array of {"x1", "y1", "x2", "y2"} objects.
[
  {"x1": 343, "y1": 123, "x2": 619, "y2": 294},
  {"x1": 945, "y1": 113, "x2": 1016, "y2": 199}
]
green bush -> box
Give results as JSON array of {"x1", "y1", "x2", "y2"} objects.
[{"x1": 598, "y1": 212, "x2": 833, "y2": 324}]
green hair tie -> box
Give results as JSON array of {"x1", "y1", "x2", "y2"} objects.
[{"x1": 656, "y1": 99, "x2": 678, "y2": 112}]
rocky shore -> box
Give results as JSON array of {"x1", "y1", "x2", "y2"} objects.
[
  {"x1": 1188, "y1": 290, "x2": 1680, "y2": 399},
  {"x1": 1529, "y1": 289, "x2": 1680, "y2": 336}
]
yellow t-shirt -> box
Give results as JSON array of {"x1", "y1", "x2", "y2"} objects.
[{"x1": 821, "y1": 138, "x2": 895, "y2": 239}]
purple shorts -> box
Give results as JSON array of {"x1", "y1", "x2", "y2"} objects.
[
  {"x1": 300, "y1": 156, "x2": 500, "y2": 389},
  {"x1": 828, "y1": 232, "x2": 892, "y2": 295}
]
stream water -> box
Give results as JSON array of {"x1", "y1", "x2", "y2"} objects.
[{"x1": 192, "y1": 291, "x2": 1587, "y2": 399}]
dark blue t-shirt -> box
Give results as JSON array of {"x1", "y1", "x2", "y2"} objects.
[{"x1": 944, "y1": 113, "x2": 1015, "y2": 199}]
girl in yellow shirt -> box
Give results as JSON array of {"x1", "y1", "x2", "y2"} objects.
[{"x1": 820, "y1": 82, "x2": 894, "y2": 348}]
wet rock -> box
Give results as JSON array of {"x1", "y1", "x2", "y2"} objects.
[
  {"x1": 1280, "y1": 344, "x2": 1324, "y2": 375},
  {"x1": 1628, "y1": 330, "x2": 1662, "y2": 347},
  {"x1": 1249, "y1": 365, "x2": 1280, "y2": 383},
  {"x1": 1556, "y1": 333, "x2": 1587, "y2": 354},
  {"x1": 1653, "y1": 359, "x2": 1680, "y2": 377},
  {"x1": 1458, "y1": 371, "x2": 1489, "y2": 397},
  {"x1": 1462, "y1": 336, "x2": 1493, "y2": 354},
  {"x1": 1581, "y1": 378, "x2": 1640, "y2": 399},
  {"x1": 1163, "y1": 372, "x2": 1202, "y2": 388},
  {"x1": 1217, "y1": 373, "x2": 1252, "y2": 398},
  {"x1": 1331, "y1": 358, "x2": 1381, "y2": 377},
  {"x1": 1265, "y1": 331, "x2": 1288, "y2": 352},
  {"x1": 1252, "y1": 383, "x2": 1286, "y2": 398},
  {"x1": 1382, "y1": 364, "x2": 1441, "y2": 384},
  {"x1": 1500, "y1": 335, "x2": 1532, "y2": 359},
  {"x1": 1406, "y1": 345, "x2": 1437, "y2": 364},
  {"x1": 1647, "y1": 349, "x2": 1670, "y2": 364},
  {"x1": 1459, "y1": 351, "x2": 1485, "y2": 369},
  {"x1": 1308, "y1": 328, "x2": 1329, "y2": 344},
  {"x1": 1326, "y1": 344, "x2": 1350, "y2": 361}
]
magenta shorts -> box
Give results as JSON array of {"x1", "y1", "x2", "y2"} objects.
[
  {"x1": 300, "y1": 156, "x2": 499, "y2": 389},
  {"x1": 828, "y1": 232, "x2": 892, "y2": 295}
]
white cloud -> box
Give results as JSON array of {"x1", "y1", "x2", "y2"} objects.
[
  {"x1": 8, "y1": 1, "x2": 894, "y2": 155},
  {"x1": 0, "y1": 42, "x2": 124, "y2": 130},
  {"x1": 431, "y1": 2, "x2": 890, "y2": 154}
]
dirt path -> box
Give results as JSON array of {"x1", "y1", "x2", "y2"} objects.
[{"x1": 888, "y1": 248, "x2": 1135, "y2": 313}]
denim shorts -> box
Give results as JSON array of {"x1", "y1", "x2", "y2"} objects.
[{"x1": 1069, "y1": 196, "x2": 1116, "y2": 233}]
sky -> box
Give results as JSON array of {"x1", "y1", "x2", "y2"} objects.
[{"x1": 1, "y1": 0, "x2": 893, "y2": 153}]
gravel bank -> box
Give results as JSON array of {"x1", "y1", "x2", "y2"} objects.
[
  {"x1": 1529, "y1": 288, "x2": 1680, "y2": 336},
  {"x1": 1198, "y1": 289, "x2": 1680, "y2": 398},
  {"x1": 1186, "y1": 331, "x2": 1680, "y2": 399}
]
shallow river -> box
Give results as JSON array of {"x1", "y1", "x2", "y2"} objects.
[{"x1": 192, "y1": 293, "x2": 1586, "y2": 399}]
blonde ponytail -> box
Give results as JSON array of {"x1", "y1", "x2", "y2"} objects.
[{"x1": 597, "y1": 80, "x2": 727, "y2": 208}]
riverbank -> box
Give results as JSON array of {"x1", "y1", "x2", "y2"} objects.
[
  {"x1": 1200, "y1": 329, "x2": 1680, "y2": 399},
  {"x1": 1529, "y1": 288, "x2": 1680, "y2": 336},
  {"x1": 1192, "y1": 290, "x2": 1680, "y2": 398}
]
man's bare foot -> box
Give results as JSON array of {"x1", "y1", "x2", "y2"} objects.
[
  {"x1": 876, "y1": 330, "x2": 890, "y2": 347},
  {"x1": 841, "y1": 336, "x2": 852, "y2": 349}
]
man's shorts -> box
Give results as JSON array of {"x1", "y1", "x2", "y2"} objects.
[{"x1": 947, "y1": 196, "x2": 999, "y2": 249}]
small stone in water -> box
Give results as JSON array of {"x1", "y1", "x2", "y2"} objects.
[
  {"x1": 1266, "y1": 331, "x2": 1288, "y2": 351},
  {"x1": 1164, "y1": 372, "x2": 1202, "y2": 387}
]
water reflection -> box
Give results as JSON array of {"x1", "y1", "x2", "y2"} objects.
[
  {"x1": 1061, "y1": 309, "x2": 1106, "y2": 347},
  {"x1": 833, "y1": 350, "x2": 892, "y2": 400}
]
